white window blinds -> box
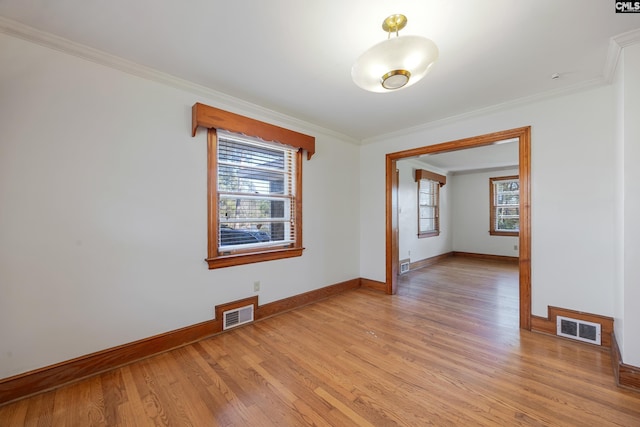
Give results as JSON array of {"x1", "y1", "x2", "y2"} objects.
[
  {"x1": 418, "y1": 179, "x2": 439, "y2": 235},
  {"x1": 217, "y1": 131, "x2": 297, "y2": 253}
]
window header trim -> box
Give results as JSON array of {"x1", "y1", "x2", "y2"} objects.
[
  {"x1": 415, "y1": 169, "x2": 447, "y2": 187},
  {"x1": 192, "y1": 102, "x2": 316, "y2": 160}
]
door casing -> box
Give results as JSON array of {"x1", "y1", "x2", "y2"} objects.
[{"x1": 384, "y1": 126, "x2": 531, "y2": 330}]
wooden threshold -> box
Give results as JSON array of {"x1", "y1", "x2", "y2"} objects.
[
  {"x1": 452, "y1": 251, "x2": 519, "y2": 264},
  {"x1": 404, "y1": 252, "x2": 516, "y2": 274}
]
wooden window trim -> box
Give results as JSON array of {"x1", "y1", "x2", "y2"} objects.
[
  {"x1": 192, "y1": 102, "x2": 315, "y2": 160},
  {"x1": 490, "y1": 175, "x2": 519, "y2": 237},
  {"x1": 415, "y1": 169, "x2": 446, "y2": 186},
  {"x1": 192, "y1": 103, "x2": 314, "y2": 269}
]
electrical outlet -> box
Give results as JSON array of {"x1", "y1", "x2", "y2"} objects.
[{"x1": 253, "y1": 281, "x2": 260, "y2": 292}]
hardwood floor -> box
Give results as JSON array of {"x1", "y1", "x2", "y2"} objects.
[{"x1": 1, "y1": 257, "x2": 639, "y2": 426}]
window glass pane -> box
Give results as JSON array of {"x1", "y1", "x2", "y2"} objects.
[
  {"x1": 420, "y1": 218, "x2": 435, "y2": 232},
  {"x1": 220, "y1": 225, "x2": 272, "y2": 246},
  {"x1": 217, "y1": 132, "x2": 295, "y2": 252},
  {"x1": 497, "y1": 192, "x2": 519, "y2": 205},
  {"x1": 496, "y1": 181, "x2": 519, "y2": 192},
  {"x1": 492, "y1": 177, "x2": 520, "y2": 233},
  {"x1": 496, "y1": 218, "x2": 520, "y2": 231},
  {"x1": 219, "y1": 165, "x2": 285, "y2": 194},
  {"x1": 420, "y1": 191, "x2": 435, "y2": 205},
  {"x1": 219, "y1": 197, "x2": 288, "y2": 221},
  {"x1": 418, "y1": 178, "x2": 439, "y2": 234},
  {"x1": 419, "y1": 206, "x2": 435, "y2": 220}
]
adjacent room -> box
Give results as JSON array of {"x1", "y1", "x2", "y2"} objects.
[{"x1": 1, "y1": 1, "x2": 640, "y2": 425}]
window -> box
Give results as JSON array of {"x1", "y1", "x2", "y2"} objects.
[
  {"x1": 415, "y1": 169, "x2": 446, "y2": 238},
  {"x1": 191, "y1": 102, "x2": 315, "y2": 269},
  {"x1": 217, "y1": 131, "x2": 296, "y2": 252},
  {"x1": 490, "y1": 175, "x2": 519, "y2": 236},
  {"x1": 418, "y1": 179, "x2": 439, "y2": 237}
]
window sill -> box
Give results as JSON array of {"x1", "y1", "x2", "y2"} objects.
[
  {"x1": 418, "y1": 231, "x2": 440, "y2": 238},
  {"x1": 206, "y1": 247, "x2": 304, "y2": 269},
  {"x1": 489, "y1": 231, "x2": 519, "y2": 237}
]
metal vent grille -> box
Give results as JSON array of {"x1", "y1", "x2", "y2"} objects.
[
  {"x1": 400, "y1": 262, "x2": 410, "y2": 274},
  {"x1": 223, "y1": 304, "x2": 254, "y2": 330},
  {"x1": 556, "y1": 316, "x2": 601, "y2": 345}
]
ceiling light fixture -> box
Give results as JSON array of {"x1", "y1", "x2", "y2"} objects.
[{"x1": 352, "y1": 14, "x2": 439, "y2": 93}]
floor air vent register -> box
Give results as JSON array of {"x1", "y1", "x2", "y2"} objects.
[
  {"x1": 400, "y1": 261, "x2": 410, "y2": 274},
  {"x1": 556, "y1": 315, "x2": 601, "y2": 345},
  {"x1": 223, "y1": 304, "x2": 254, "y2": 330}
]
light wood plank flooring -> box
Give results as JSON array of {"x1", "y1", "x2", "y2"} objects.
[{"x1": 1, "y1": 257, "x2": 639, "y2": 426}]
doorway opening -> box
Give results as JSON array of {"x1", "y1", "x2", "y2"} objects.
[{"x1": 385, "y1": 127, "x2": 531, "y2": 329}]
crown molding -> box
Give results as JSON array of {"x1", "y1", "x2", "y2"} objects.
[
  {"x1": 613, "y1": 27, "x2": 640, "y2": 47},
  {"x1": 603, "y1": 28, "x2": 640, "y2": 84},
  {"x1": 3, "y1": 15, "x2": 637, "y2": 148},
  {"x1": 362, "y1": 77, "x2": 603, "y2": 144},
  {"x1": 0, "y1": 16, "x2": 359, "y2": 146}
]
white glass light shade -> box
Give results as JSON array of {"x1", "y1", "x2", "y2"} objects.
[{"x1": 351, "y1": 35, "x2": 439, "y2": 92}]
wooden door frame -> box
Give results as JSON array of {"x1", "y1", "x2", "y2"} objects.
[{"x1": 385, "y1": 126, "x2": 532, "y2": 330}]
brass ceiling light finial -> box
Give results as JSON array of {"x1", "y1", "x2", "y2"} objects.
[
  {"x1": 382, "y1": 13, "x2": 407, "y2": 38},
  {"x1": 351, "y1": 14, "x2": 439, "y2": 93},
  {"x1": 382, "y1": 14, "x2": 407, "y2": 36}
]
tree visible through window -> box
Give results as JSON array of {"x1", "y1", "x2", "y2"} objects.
[{"x1": 490, "y1": 175, "x2": 519, "y2": 236}]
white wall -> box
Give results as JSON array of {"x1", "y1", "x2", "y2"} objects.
[
  {"x1": 397, "y1": 159, "x2": 519, "y2": 261},
  {"x1": 2, "y1": 30, "x2": 638, "y2": 380},
  {"x1": 622, "y1": 43, "x2": 640, "y2": 367},
  {"x1": 0, "y1": 33, "x2": 360, "y2": 379},
  {"x1": 397, "y1": 159, "x2": 451, "y2": 263},
  {"x1": 451, "y1": 168, "x2": 520, "y2": 257},
  {"x1": 360, "y1": 85, "x2": 617, "y2": 321},
  {"x1": 613, "y1": 42, "x2": 626, "y2": 364}
]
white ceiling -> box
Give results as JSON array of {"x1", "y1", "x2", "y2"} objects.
[
  {"x1": 1, "y1": 1, "x2": 638, "y2": 142},
  {"x1": 414, "y1": 139, "x2": 519, "y2": 174}
]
